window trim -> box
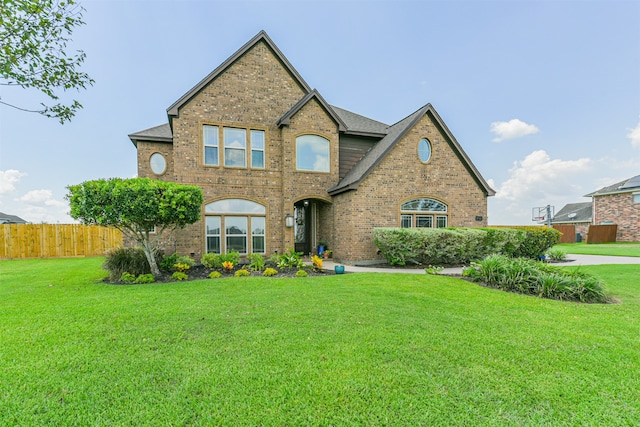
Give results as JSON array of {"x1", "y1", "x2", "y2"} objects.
[
  {"x1": 223, "y1": 127, "x2": 247, "y2": 168},
  {"x1": 205, "y1": 198, "x2": 267, "y2": 255},
  {"x1": 203, "y1": 125, "x2": 220, "y2": 167},
  {"x1": 400, "y1": 197, "x2": 448, "y2": 229},
  {"x1": 149, "y1": 152, "x2": 167, "y2": 175},
  {"x1": 251, "y1": 129, "x2": 265, "y2": 169},
  {"x1": 418, "y1": 138, "x2": 432, "y2": 163},
  {"x1": 295, "y1": 134, "x2": 331, "y2": 173}
]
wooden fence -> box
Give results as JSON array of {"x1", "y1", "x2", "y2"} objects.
[
  {"x1": 0, "y1": 224, "x2": 123, "y2": 259},
  {"x1": 552, "y1": 224, "x2": 577, "y2": 243},
  {"x1": 586, "y1": 224, "x2": 617, "y2": 244}
]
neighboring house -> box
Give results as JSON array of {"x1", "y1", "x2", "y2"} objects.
[
  {"x1": 551, "y1": 202, "x2": 592, "y2": 242},
  {"x1": 0, "y1": 212, "x2": 27, "y2": 224},
  {"x1": 584, "y1": 175, "x2": 640, "y2": 242},
  {"x1": 129, "y1": 31, "x2": 494, "y2": 264}
]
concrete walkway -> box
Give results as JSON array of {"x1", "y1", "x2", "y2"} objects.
[{"x1": 324, "y1": 254, "x2": 640, "y2": 275}]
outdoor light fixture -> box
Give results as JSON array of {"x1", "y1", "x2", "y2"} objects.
[{"x1": 285, "y1": 213, "x2": 294, "y2": 228}]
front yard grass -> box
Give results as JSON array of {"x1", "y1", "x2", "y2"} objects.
[
  {"x1": 1, "y1": 257, "x2": 639, "y2": 426},
  {"x1": 555, "y1": 242, "x2": 640, "y2": 257}
]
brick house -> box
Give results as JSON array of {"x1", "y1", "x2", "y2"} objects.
[
  {"x1": 129, "y1": 31, "x2": 494, "y2": 264},
  {"x1": 585, "y1": 175, "x2": 640, "y2": 242}
]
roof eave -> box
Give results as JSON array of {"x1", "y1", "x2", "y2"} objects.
[{"x1": 328, "y1": 183, "x2": 359, "y2": 196}]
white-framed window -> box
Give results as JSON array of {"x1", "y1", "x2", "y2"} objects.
[
  {"x1": 296, "y1": 135, "x2": 330, "y2": 172},
  {"x1": 224, "y1": 127, "x2": 247, "y2": 167},
  {"x1": 418, "y1": 138, "x2": 432, "y2": 163},
  {"x1": 400, "y1": 198, "x2": 448, "y2": 228},
  {"x1": 251, "y1": 130, "x2": 265, "y2": 169},
  {"x1": 149, "y1": 153, "x2": 167, "y2": 175},
  {"x1": 205, "y1": 199, "x2": 266, "y2": 254},
  {"x1": 633, "y1": 193, "x2": 640, "y2": 204},
  {"x1": 203, "y1": 125, "x2": 219, "y2": 166}
]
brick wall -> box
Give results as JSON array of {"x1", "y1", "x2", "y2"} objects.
[
  {"x1": 593, "y1": 193, "x2": 640, "y2": 242},
  {"x1": 333, "y1": 112, "x2": 488, "y2": 263}
]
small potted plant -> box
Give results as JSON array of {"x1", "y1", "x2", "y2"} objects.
[{"x1": 323, "y1": 249, "x2": 332, "y2": 259}]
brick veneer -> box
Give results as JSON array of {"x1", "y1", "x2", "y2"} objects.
[
  {"x1": 135, "y1": 37, "x2": 491, "y2": 263},
  {"x1": 593, "y1": 193, "x2": 640, "y2": 242}
]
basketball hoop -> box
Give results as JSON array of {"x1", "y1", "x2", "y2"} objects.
[{"x1": 532, "y1": 206, "x2": 554, "y2": 226}]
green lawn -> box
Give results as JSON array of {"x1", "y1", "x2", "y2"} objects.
[
  {"x1": 1, "y1": 257, "x2": 639, "y2": 426},
  {"x1": 555, "y1": 242, "x2": 640, "y2": 257}
]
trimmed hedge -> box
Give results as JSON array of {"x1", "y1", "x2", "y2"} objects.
[{"x1": 373, "y1": 227, "x2": 560, "y2": 266}]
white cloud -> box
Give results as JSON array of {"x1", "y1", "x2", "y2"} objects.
[
  {"x1": 494, "y1": 150, "x2": 593, "y2": 202},
  {"x1": 490, "y1": 119, "x2": 540, "y2": 142},
  {"x1": 0, "y1": 169, "x2": 26, "y2": 194},
  {"x1": 18, "y1": 189, "x2": 66, "y2": 207},
  {"x1": 627, "y1": 121, "x2": 640, "y2": 148}
]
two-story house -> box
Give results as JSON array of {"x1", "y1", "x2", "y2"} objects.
[{"x1": 129, "y1": 31, "x2": 495, "y2": 264}]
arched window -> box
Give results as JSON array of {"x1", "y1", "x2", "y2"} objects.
[
  {"x1": 400, "y1": 198, "x2": 448, "y2": 228},
  {"x1": 296, "y1": 135, "x2": 330, "y2": 172},
  {"x1": 205, "y1": 199, "x2": 266, "y2": 254}
]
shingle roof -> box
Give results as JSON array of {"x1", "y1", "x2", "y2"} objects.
[
  {"x1": 0, "y1": 212, "x2": 27, "y2": 224},
  {"x1": 128, "y1": 124, "x2": 173, "y2": 147},
  {"x1": 330, "y1": 105, "x2": 389, "y2": 136},
  {"x1": 584, "y1": 174, "x2": 640, "y2": 196},
  {"x1": 551, "y1": 202, "x2": 592, "y2": 223},
  {"x1": 328, "y1": 104, "x2": 495, "y2": 197}
]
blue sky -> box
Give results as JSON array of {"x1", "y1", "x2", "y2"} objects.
[{"x1": 1, "y1": 0, "x2": 639, "y2": 225}]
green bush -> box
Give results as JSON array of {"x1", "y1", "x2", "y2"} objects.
[
  {"x1": 247, "y1": 253, "x2": 266, "y2": 271},
  {"x1": 547, "y1": 247, "x2": 567, "y2": 261},
  {"x1": 234, "y1": 269, "x2": 250, "y2": 277},
  {"x1": 273, "y1": 247, "x2": 304, "y2": 269},
  {"x1": 134, "y1": 274, "x2": 155, "y2": 284},
  {"x1": 201, "y1": 251, "x2": 241, "y2": 269},
  {"x1": 263, "y1": 268, "x2": 278, "y2": 277},
  {"x1": 462, "y1": 254, "x2": 609, "y2": 303},
  {"x1": 295, "y1": 269, "x2": 308, "y2": 277},
  {"x1": 105, "y1": 247, "x2": 154, "y2": 281},
  {"x1": 172, "y1": 271, "x2": 188, "y2": 281},
  {"x1": 119, "y1": 272, "x2": 137, "y2": 283},
  {"x1": 208, "y1": 271, "x2": 222, "y2": 279},
  {"x1": 159, "y1": 252, "x2": 180, "y2": 272},
  {"x1": 510, "y1": 227, "x2": 561, "y2": 259}
]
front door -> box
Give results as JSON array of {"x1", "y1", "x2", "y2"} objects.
[{"x1": 294, "y1": 202, "x2": 311, "y2": 254}]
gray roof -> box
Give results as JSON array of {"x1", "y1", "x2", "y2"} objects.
[
  {"x1": 328, "y1": 103, "x2": 496, "y2": 197},
  {"x1": 584, "y1": 174, "x2": 640, "y2": 197},
  {"x1": 0, "y1": 212, "x2": 27, "y2": 224},
  {"x1": 128, "y1": 123, "x2": 173, "y2": 147},
  {"x1": 552, "y1": 202, "x2": 592, "y2": 223},
  {"x1": 330, "y1": 105, "x2": 389, "y2": 136},
  {"x1": 166, "y1": 30, "x2": 311, "y2": 120}
]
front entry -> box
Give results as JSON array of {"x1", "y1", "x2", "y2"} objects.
[{"x1": 294, "y1": 200, "x2": 316, "y2": 255}]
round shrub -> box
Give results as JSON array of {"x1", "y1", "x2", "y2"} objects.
[
  {"x1": 234, "y1": 269, "x2": 250, "y2": 277},
  {"x1": 119, "y1": 272, "x2": 136, "y2": 283},
  {"x1": 172, "y1": 271, "x2": 188, "y2": 281},
  {"x1": 134, "y1": 274, "x2": 155, "y2": 284},
  {"x1": 295, "y1": 269, "x2": 308, "y2": 278},
  {"x1": 208, "y1": 271, "x2": 222, "y2": 279},
  {"x1": 105, "y1": 247, "x2": 155, "y2": 281},
  {"x1": 263, "y1": 268, "x2": 278, "y2": 277}
]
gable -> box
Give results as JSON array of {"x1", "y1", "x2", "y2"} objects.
[
  {"x1": 167, "y1": 31, "x2": 311, "y2": 121},
  {"x1": 329, "y1": 104, "x2": 495, "y2": 197}
]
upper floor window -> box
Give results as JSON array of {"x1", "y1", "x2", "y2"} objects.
[
  {"x1": 224, "y1": 127, "x2": 246, "y2": 167},
  {"x1": 418, "y1": 138, "x2": 432, "y2": 163},
  {"x1": 203, "y1": 125, "x2": 219, "y2": 166},
  {"x1": 400, "y1": 197, "x2": 448, "y2": 228},
  {"x1": 251, "y1": 130, "x2": 265, "y2": 169},
  {"x1": 296, "y1": 135, "x2": 330, "y2": 172},
  {"x1": 203, "y1": 125, "x2": 265, "y2": 169}
]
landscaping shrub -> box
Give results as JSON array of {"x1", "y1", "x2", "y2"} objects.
[
  {"x1": 104, "y1": 247, "x2": 154, "y2": 280},
  {"x1": 510, "y1": 226, "x2": 561, "y2": 259},
  {"x1": 295, "y1": 269, "x2": 308, "y2": 277},
  {"x1": 134, "y1": 274, "x2": 155, "y2": 284},
  {"x1": 273, "y1": 247, "x2": 304, "y2": 269},
  {"x1": 208, "y1": 271, "x2": 222, "y2": 279},
  {"x1": 234, "y1": 269, "x2": 250, "y2": 277},
  {"x1": 247, "y1": 253, "x2": 266, "y2": 271},
  {"x1": 547, "y1": 247, "x2": 567, "y2": 261},
  {"x1": 172, "y1": 271, "x2": 188, "y2": 281},
  {"x1": 263, "y1": 268, "x2": 278, "y2": 277},
  {"x1": 462, "y1": 254, "x2": 609, "y2": 303},
  {"x1": 159, "y1": 252, "x2": 180, "y2": 272},
  {"x1": 119, "y1": 272, "x2": 137, "y2": 284},
  {"x1": 201, "y1": 251, "x2": 241, "y2": 269}
]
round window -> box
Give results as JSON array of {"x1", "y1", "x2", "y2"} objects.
[
  {"x1": 150, "y1": 153, "x2": 167, "y2": 175},
  {"x1": 418, "y1": 138, "x2": 432, "y2": 163}
]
